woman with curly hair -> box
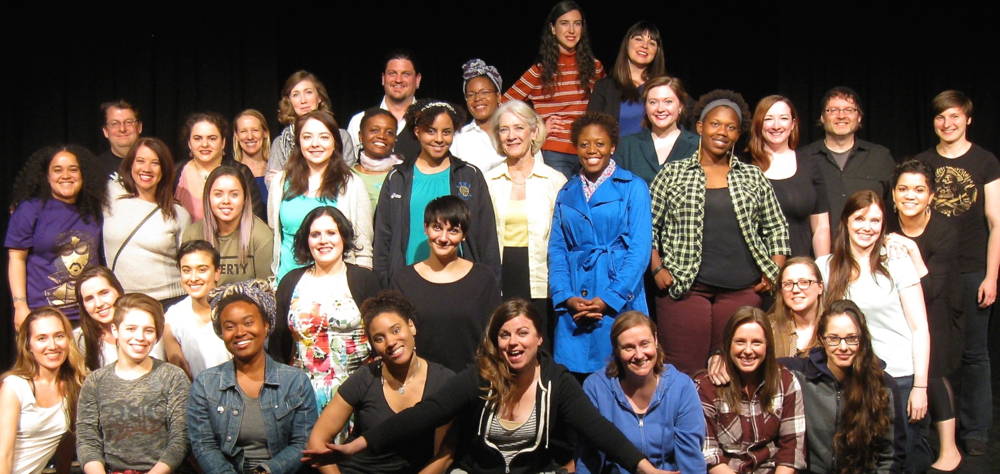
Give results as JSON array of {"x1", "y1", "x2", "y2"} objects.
[
  {"x1": 781, "y1": 300, "x2": 904, "y2": 473},
  {"x1": 0, "y1": 307, "x2": 87, "y2": 474},
  {"x1": 649, "y1": 90, "x2": 790, "y2": 376},
  {"x1": 7, "y1": 145, "x2": 106, "y2": 327},
  {"x1": 503, "y1": 1, "x2": 605, "y2": 179}
]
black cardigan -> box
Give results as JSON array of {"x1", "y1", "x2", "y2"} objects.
[{"x1": 267, "y1": 263, "x2": 383, "y2": 364}]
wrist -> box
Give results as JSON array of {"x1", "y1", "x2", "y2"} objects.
[{"x1": 651, "y1": 263, "x2": 666, "y2": 275}]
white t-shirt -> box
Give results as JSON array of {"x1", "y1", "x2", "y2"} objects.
[
  {"x1": 3, "y1": 375, "x2": 67, "y2": 474},
  {"x1": 164, "y1": 296, "x2": 232, "y2": 377},
  {"x1": 816, "y1": 254, "x2": 921, "y2": 377}
]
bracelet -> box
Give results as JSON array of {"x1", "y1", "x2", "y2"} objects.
[
  {"x1": 912, "y1": 385, "x2": 927, "y2": 389},
  {"x1": 651, "y1": 264, "x2": 666, "y2": 275},
  {"x1": 12, "y1": 296, "x2": 26, "y2": 303}
]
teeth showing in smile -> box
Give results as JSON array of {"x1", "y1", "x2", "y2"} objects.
[{"x1": 234, "y1": 339, "x2": 252, "y2": 348}]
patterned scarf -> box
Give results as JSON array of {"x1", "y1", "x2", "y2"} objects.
[{"x1": 580, "y1": 159, "x2": 616, "y2": 201}]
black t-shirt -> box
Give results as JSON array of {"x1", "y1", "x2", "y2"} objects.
[
  {"x1": 769, "y1": 152, "x2": 829, "y2": 258},
  {"x1": 97, "y1": 149, "x2": 123, "y2": 180},
  {"x1": 917, "y1": 144, "x2": 1000, "y2": 272}
]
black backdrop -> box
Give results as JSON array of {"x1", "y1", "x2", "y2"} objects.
[{"x1": 1, "y1": 5, "x2": 996, "y2": 368}]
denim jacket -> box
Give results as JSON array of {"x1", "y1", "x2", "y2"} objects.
[{"x1": 188, "y1": 355, "x2": 317, "y2": 474}]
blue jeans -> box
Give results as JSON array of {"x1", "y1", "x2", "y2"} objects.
[
  {"x1": 542, "y1": 150, "x2": 580, "y2": 180},
  {"x1": 895, "y1": 376, "x2": 933, "y2": 474},
  {"x1": 959, "y1": 271, "x2": 993, "y2": 442}
]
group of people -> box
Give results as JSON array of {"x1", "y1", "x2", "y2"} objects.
[{"x1": 4, "y1": 1, "x2": 999, "y2": 473}]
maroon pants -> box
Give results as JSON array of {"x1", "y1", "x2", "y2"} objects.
[{"x1": 656, "y1": 283, "x2": 762, "y2": 376}]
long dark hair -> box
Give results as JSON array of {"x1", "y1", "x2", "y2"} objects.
[
  {"x1": 825, "y1": 190, "x2": 891, "y2": 307},
  {"x1": 10, "y1": 145, "x2": 108, "y2": 223},
  {"x1": 476, "y1": 299, "x2": 544, "y2": 407},
  {"x1": 610, "y1": 21, "x2": 665, "y2": 103},
  {"x1": 718, "y1": 307, "x2": 783, "y2": 415},
  {"x1": 538, "y1": 1, "x2": 598, "y2": 97},
  {"x1": 282, "y1": 110, "x2": 350, "y2": 202},
  {"x1": 818, "y1": 300, "x2": 892, "y2": 473},
  {"x1": 74, "y1": 266, "x2": 124, "y2": 371},
  {"x1": 119, "y1": 137, "x2": 179, "y2": 220}
]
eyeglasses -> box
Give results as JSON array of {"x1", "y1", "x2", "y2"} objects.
[
  {"x1": 780, "y1": 279, "x2": 818, "y2": 291},
  {"x1": 822, "y1": 335, "x2": 860, "y2": 346},
  {"x1": 465, "y1": 89, "x2": 497, "y2": 101},
  {"x1": 106, "y1": 119, "x2": 139, "y2": 129},
  {"x1": 824, "y1": 107, "x2": 858, "y2": 116}
]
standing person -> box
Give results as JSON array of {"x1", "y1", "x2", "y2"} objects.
[
  {"x1": 576, "y1": 311, "x2": 705, "y2": 474},
  {"x1": 587, "y1": 21, "x2": 666, "y2": 137},
  {"x1": 373, "y1": 99, "x2": 500, "y2": 287},
  {"x1": 103, "y1": 137, "x2": 191, "y2": 308},
  {"x1": 649, "y1": 90, "x2": 789, "y2": 376},
  {"x1": 346, "y1": 51, "x2": 422, "y2": 160},
  {"x1": 915, "y1": 90, "x2": 1000, "y2": 456},
  {"x1": 268, "y1": 70, "x2": 356, "y2": 175},
  {"x1": 182, "y1": 166, "x2": 274, "y2": 285},
  {"x1": 269, "y1": 207, "x2": 382, "y2": 413},
  {"x1": 504, "y1": 0, "x2": 605, "y2": 179},
  {"x1": 7, "y1": 145, "x2": 106, "y2": 327},
  {"x1": 548, "y1": 112, "x2": 651, "y2": 378},
  {"x1": 798, "y1": 86, "x2": 895, "y2": 231},
  {"x1": 97, "y1": 100, "x2": 142, "y2": 179},
  {"x1": 267, "y1": 110, "x2": 373, "y2": 283},
  {"x1": 747, "y1": 95, "x2": 830, "y2": 258},
  {"x1": 695, "y1": 307, "x2": 807, "y2": 474},
  {"x1": 0, "y1": 308, "x2": 87, "y2": 474},
  {"x1": 451, "y1": 58, "x2": 506, "y2": 172},
  {"x1": 350, "y1": 108, "x2": 403, "y2": 208},
  {"x1": 232, "y1": 109, "x2": 273, "y2": 205},
  {"x1": 390, "y1": 196, "x2": 501, "y2": 373},
  {"x1": 613, "y1": 75, "x2": 699, "y2": 186},
  {"x1": 188, "y1": 282, "x2": 318, "y2": 474},
  {"x1": 76, "y1": 294, "x2": 191, "y2": 474}
]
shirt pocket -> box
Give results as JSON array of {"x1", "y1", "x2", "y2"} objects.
[{"x1": 273, "y1": 392, "x2": 306, "y2": 439}]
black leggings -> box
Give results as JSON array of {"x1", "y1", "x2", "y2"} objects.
[{"x1": 928, "y1": 376, "x2": 955, "y2": 421}]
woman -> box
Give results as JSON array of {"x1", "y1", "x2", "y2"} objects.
[
  {"x1": 747, "y1": 95, "x2": 830, "y2": 258},
  {"x1": 817, "y1": 190, "x2": 931, "y2": 471},
  {"x1": 0, "y1": 308, "x2": 86, "y2": 474},
  {"x1": 549, "y1": 112, "x2": 651, "y2": 377},
  {"x1": 649, "y1": 90, "x2": 790, "y2": 376},
  {"x1": 887, "y1": 159, "x2": 964, "y2": 471},
  {"x1": 76, "y1": 293, "x2": 191, "y2": 473},
  {"x1": 452, "y1": 58, "x2": 505, "y2": 172},
  {"x1": 305, "y1": 299, "x2": 677, "y2": 474},
  {"x1": 390, "y1": 196, "x2": 500, "y2": 374},
  {"x1": 486, "y1": 100, "x2": 567, "y2": 309},
  {"x1": 587, "y1": 21, "x2": 666, "y2": 137},
  {"x1": 7, "y1": 145, "x2": 106, "y2": 326},
  {"x1": 503, "y1": 1, "x2": 605, "y2": 179},
  {"x1": 189, "y1": 280, "x2": 318, "y2": 474},
  {"x1": 914, "y1": 90, "x2": 1000, "y2": 455},
  {"x1": 103, "y1": 137, "x2": 191, "y2": 307},
  {"x1": 694, "y1": 307, "x2": 807, "y2": 474},
  {"x1": 268, "y1": 206, "x2": 381, "y2": 412},
  {"x1": 232, "y1": 109, "x2": 272, "y2": 205},
  {"x1": 614, "y1": 75, "x2": 700, "y2": 186},
  {"x1": 267, "y1": 110, "x2": 373, "y2": 283},
  {"x1": 577, "y1": 311, "x2": 705, "y2": 473},
  {"x1": 351, "y1": 108, "x2": 403, "y2": 208},
  {"x1": 268, "y1": 70, "x2": 356, "y2": 176},
  {"x1": 373, "y1": 99, "x2": 500, "y2": 287},
  {"x1": 307, "y1": 290, "x2": 455, "y2": 474},
  {"x1": 183, "y1": 166, "x2": 274, "y2": 285},
  {"x1": 174, "y1": 112, "x2": 264, "y2": 222},
  {"x1": 781, "y1": 300, "x2": 904, "y2": 474}
]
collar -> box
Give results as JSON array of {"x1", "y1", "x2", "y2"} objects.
[
  {"x1": 460, "y1": 121, "x2": 485, "y2": 134},
  {"x1": 680, "y1": 149, "x2": 743, "y2": 170},
  {"x1": 218, "y1": 354, "x2": 280, "y2": 390}
]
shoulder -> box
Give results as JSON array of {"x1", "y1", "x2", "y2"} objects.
[
  {"x1": 581, "y1": 369, "x2": 612, "y2": 394},
  {"x1": 467, "y1": 263, "x2": 500, "y2": 285},
  {"x1": 485, "y1": 163, "x2": 507, "y2": 181},
  {"x1": 278, "y1": 266, "x2": 310, "y2": 291},
  {"x1": 798, "y1": 139, "x2": 826, "y2": 155},
  {"x1": 154, "y1": 359, "x2": 191, "y2": 381},
  {"x1": 182, "y1": 220, "x2": 205, "y2": 241},
  {"x1": 814, "y1": 254, "x2": 832, "y2": 272},
  {"x1": 1, "y1": 375, "x2": 30, "y2": 399},
  {"x1": 426, "y1": 360, "x2": 456, "y2": 380},
  {"x1": 250, "y1": 217, "x2": 273, "y2": 240},
  {"x1": 10, "y1": 197, "x2": 46, "y2": 217}
]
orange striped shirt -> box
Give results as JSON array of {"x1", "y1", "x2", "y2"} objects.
[{"x1": 503, "y1": 52, "x2": 605, "y2": 154}]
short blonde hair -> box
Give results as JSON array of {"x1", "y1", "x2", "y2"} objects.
[{"x1": 490, "y1": 100, "x2": 547, "y2": 157}]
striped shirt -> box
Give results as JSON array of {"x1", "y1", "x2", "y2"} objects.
[{"x1": 503, "y1": 52, "x2": 605, "y2": 154}]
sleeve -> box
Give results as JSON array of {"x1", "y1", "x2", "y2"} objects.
[
  {"x1": 888, "y1": 253, "x2": 921, "y2": 290},
  {"x1": 648, "y1": 169, "x2": 669, "y2": 254},
  {"x1": 188, "y1": 375, "x2": 239, "y2": 474},
  {"x1": 674, "y1": 375, "x2": 709, "y2": 474},
  {"x1": 373, "y1": 172, "x2": 395, "y2": 288},
  {"x1": 337, "y1": 366, "x2": 369, "y2": 408},
  {"x1": 160, "y1": 367, "x2": 192, "y2": 470},
  {"x1": 263, "y1": 371, "x2": 318, "y2": 474},
  {"x1": 175, "y1": 206, "x2": 192, "y2": 249},
  {"x1": 268, "y1": 173, "x2": 284, "y2": 277},
  {"x1": 594, "y1": 59, "x2": 606, "y2": 80},
  {"x1": 585, "y1": 78, "x2": 611, "y2": 115},
  {"x1": 547, "y1": 191, "x2": 573, "y2": 307},
  {"x1": 773, "y1": 370, "x2": 807, "y2": 470},
  {"x1": 807, "y1": 157, "x2": 830, "y2": 215},
  {"x1": 600, "y1": 178, "x2": 652, "y2": 312},
  {"x1": 574, "y1": 375, "x2": 608, "y2": 474},
  {"x1": 696, "y1": 377, "x2": 731, "y2": 469},
  {"x1": 470, "y1": 169, "x2": 502, "y2": 284},
  {"x1": 268, "y1": 134, "x2": 289, "y2": 174},
  {"x1": 346, "y1": 175, "x2": 374, "y2": 269},
  {"x1": 4, "y1": 200, "x2": 38, "y2": 249},
  {"x1": 252, "y1": 218, "x2": 275, "y2": 280},
  {"x1": 502, "y1": 65, "x2": 542, "y2": 104},
  {"x1": 181, "y1": 221, "x2": 200, "y2": 243},
  {"x1": 75, "y1": 375, "x2": 105, "y2": 468},
  {"x1": 267, "y1": 272, "x2": 295, "y2": 364},
  {"x1": 340, "y1": 130, "x2": 358, "y2": 168}
]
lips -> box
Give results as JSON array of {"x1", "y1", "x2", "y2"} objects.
[{"x1": 506, "y1": 349, "x2": 525, "y2": 363}]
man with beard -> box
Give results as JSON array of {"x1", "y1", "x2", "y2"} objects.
[{"x1": 346, "y1": 50, "x2": 422, "y2": 160}]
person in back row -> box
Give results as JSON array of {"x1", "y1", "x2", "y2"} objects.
[{"x1": 346, "y1": 50, "x2": 422, "y2": 160}]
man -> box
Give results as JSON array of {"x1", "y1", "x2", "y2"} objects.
[
  {"x1": 98, "y1": 100, "x2": 142, "y2": 179},
  {"x1": 799, "y1": 86, "x2": 895, "y2": 231},
  {"x1": 347, "y1": 50, "x2": 421, "y2": 160}
]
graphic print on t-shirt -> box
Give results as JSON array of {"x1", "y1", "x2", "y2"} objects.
[
  {"x1": 45, "y1": 230, "x2": 95, "y2": 307},
  {"x1": 933, "y1": 166, "x2": 977, "y2": 217}
]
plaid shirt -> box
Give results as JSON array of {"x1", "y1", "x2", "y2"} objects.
[
  {"x1": 649, "y1": 151, "x2": 790, "y2": 299},
  {"x1": 695, "y1": 367, "x2": 807, "y2": 473}
]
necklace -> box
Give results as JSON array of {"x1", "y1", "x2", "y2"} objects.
[{"x1": 383, "y1": 359, "x2": 420, "y2": 395}]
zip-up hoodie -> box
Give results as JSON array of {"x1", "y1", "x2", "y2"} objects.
[{"x1": 576, "y1": 364, "x2": 706, "y2": 473}]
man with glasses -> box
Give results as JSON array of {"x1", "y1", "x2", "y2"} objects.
[
  {"x1": 98, "y1": 99, "x2": 142, "y2": 179},
  {"x1": 346, "y1": 50, "x2": 421, "y2": 160},
  {"x1": 799, "y1": 86, "x2": 895, "y2": 232}
]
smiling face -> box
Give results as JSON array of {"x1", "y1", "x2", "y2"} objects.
[
  {"x1": 368, "y1": 312, "x2": 417, "y2": 366},
  {"x1": 821, "y1": 96, "x2": 862, "y2": 139},
  {"x1": 188, "y1": 121, "x2": 225, "y2": 165},
  {"x1": 780, "y1": 263, "x2": 824, "y2": 316},
  {"x1": 425, "y1": 219, "x2": 465, "y2": 261},
  {"x1": 131, "y1": 145, "x2": 162, "y2": 198},
  {"x1": 28, "y1": 316, "x2": 70, "y2": 373},
  {"x1": 497, "y1": 315, "x2": 543, "y2": 373},
  {"x1": 465, "y1": 76, "x2": 500, "y2": 125},
  {"x1": 103, "y1": 107, "x2": 142, "y2": 154},
  {"x1": 823, "y1": 313, "x2": 859, "y2": 375},
  {"x1": 627, "y1": 32, "x2": 658, "y2": 67},
  {"x1": 235, "y1": 115, "x2": 265, "y2": 156},
  {"x1": 220, "y1": 300, "x2": 268, "y2": 362},
  {"x1": 847, "y1": 204, "x2": 883, "y2": 255},
  {"x1": 761, "y1": 100, "x2": 794, "y2": 148},
  {"x1": 290, "y1": 80, "x2": 321, "y2": 117},
  {"x1": 577, "y1": 124, "x2": 615, "y2": 181},
  {"x1": 697, "y1": 106, "x2": 741, "y2": 159},
  {"x1": 645, "y1": 85, "x2": 682, "y2": 133},
  {"x1": 498, "y1": 112, "x2": 537, "y2": 160},
  {"x1": 730, "y1": 322, "x2": 767, "y2": 376},
  {"x1": 113, "y1": 309, "x2": 158, "y2": 364},
  {"x1": 209, "y1": 175, "x2": 245, "y2": 229},
  {"x1": 299, "y1": 118, "x2": 335, "y2": 169},
  {"x1": 48, "y1": 151, "x2": 83, "y2": 204},
  {"x1": 80, "y1": 276, "x2": 120, "y2": 326},
  {"x1": 179, "y1": 251, "x2": 219, "y2": 300},
  {"x1": 308, "y1": 214, "x2": 344, "y2": 267},
  {"x1": 416, "y1": 112, "x2": 455, "y2": 162},
  {"x1": 359, "y1": 114, "x2": 397, "y2": 159},
  {"x1": 893, "y1": 172, "x2": 933, "y2": 219},
  {"x1": 616, "y1": 325, "x2": 658, "y2": 379},
  {"x1": 934, "y1": 106, "x2": 970, "y2": 145},
  {"x1": 382, "y1": 59, "x2": 421, "y2": 102},
  {"x1": 550, "y1": 9, "x2": 583, "y2": 53}
]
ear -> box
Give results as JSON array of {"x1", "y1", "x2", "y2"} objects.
[
  {"x1": 415, "y1": 73, "x2": 422, "y2": 89},
  {"x1": 550, "y1": 23, "x2": 557, "y2": 36},
  {"x1": 111, "y1": 324, "x2": 119, "y2": 340},
  {"x1": 696, "y1": 121, "x2": 704, "y2": 136},
  {"x1": 213, "y1": 266, "x2": 222, "y2": 283},
  {"x1": 408, "y1": 320, "x2": 417, "y2": 336},
  {"x1": 221, "y1": 137, "x2": 227, "y2": 150},
  {"x1": 136, "y1": 121, "x2": 143, "y2": 136},
  {"x1": 103, "y1": 127, "x2": 110, "y2": 139},
  {"x1": 610, "y1": 145, "x2": 617, "y2": 155}
]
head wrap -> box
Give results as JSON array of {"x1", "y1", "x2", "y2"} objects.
[
  {"x1": 209, "y1": 279, "x2": 277, "y2": 337},
  {"x1": 461, "y1": 59, "x2": 502, "y2": 94}
]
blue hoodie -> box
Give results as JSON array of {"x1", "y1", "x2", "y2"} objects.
[{"x1": 577, "y1": 364, "x2": 706, "y2": 473}]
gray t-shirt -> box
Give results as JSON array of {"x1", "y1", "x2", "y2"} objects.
[{"x1": 237, "y1": 385, "x2": 271, "y2": 473}]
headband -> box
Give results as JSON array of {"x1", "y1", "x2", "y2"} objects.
[
  {"x1": 699, "y1": 99, "x2": 742, "y2": 122},
  {"x1": 420, "y1": 101, "x2": 457, "y2": 113}
]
